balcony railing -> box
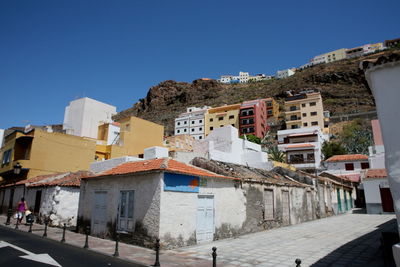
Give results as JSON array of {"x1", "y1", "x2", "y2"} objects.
[
  {"x1": 286, "y1": 117, "x2": 301, "y2": 121},
  {"x1": 288, "y1": 159, "x2": 316, "y2": 164}
]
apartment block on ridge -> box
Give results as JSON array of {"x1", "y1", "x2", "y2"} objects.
[
  {"x1": 239, "y1": 99, "x2": 268, "y2": 138},
  {"x1": 276, "y1": 68, "x2": 296, "y2": 79},
  {"x1": 205, "y1": 104, "x2": 241, "y2": 136},
  {"x1": 284, "y1": 91, "x2": 328, "y2": 133},
  {"x1": 174, "y1": 106, "x2": 210, "y2": 140}
]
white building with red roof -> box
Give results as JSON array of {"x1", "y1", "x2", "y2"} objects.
[{"x1": 324, "y1": 154, "x2": 370, "y2": 183}]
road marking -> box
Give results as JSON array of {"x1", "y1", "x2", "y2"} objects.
[{"x1": 0, "y1": 241, "x2": 62, "y2": 266}]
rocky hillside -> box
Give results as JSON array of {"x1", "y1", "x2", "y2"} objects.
[{"x1": 114, "y1": 49, "x2": 400, "y2": 135}]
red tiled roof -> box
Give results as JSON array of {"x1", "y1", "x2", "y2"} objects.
[
  {"x1": 326, "y1": 154, "x2": 368, "y2": 162},
  {"x1": 285, "y1": 144, "x2": 315, "y2": 149},
  {"x1": 338, "y1": 173, "x2": 361, "y2": 183},
  {"x1": 364, "y1": 169, "x2": 387, "y2": 179},
  {"x1": 28, "y1": 171, "x2": 93, "y2": 187},
  {"x1": 84, "y1": 158, "x2": 239, "y2": 180}
]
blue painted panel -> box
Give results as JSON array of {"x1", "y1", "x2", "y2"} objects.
[{"x1": 164, "y1": 173, "x2": 199, "y2": 193}]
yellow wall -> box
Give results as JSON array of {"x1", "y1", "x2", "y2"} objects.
[
  {"x1": 204, "y1": 104, "x2": 240, "y2": 136},
  {"x1": 0, "y1": 129, "x2": 97, "y2": 180},
  {"x1": 116, "y1": 116, "x2": 164, "y2": 157},
  {"x1": 323, "y1": 48, "x2": 347, "y2": 63},
  {"x1": 285, "y1": 93, "x2": 326, "y2": 131}
]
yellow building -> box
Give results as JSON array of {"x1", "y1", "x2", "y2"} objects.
[
  {"x1": 96, "y1": 116, "x2": 164, "y2": 160},
  {"x1": 0, "y1": 128, "x2": 96, "y2": 182},
  {"x1": 284, "y1": 92, "x2": 328, "y2": 133},
  {"x1": 204, "y1": 104, "x2": 241, "y2": 136},
  {"x1": 165, "y1": 134, "x2": 195, "y2": 152},
  {"x1": 263, "y1": 98, "x2": 280, "y2": 119},
  {"x1": 323, "y1": 48, "x2": 347, "y2": 63}
]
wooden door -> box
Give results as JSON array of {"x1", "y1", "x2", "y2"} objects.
[
  {"x1": 118, "y1": 190, "x2": 135, "y2": 232},
  {"x1": 196, "y1": 195, "x2": 214, "y2": 243},
  {"x1": 34, "y1": 190, "x2": 42, "y2": 213},
  {"x1": 380, "y1": 188, "x2": 394, "y2": 212},
  {"x1": 92, "y1": 191, "x2": 108, "y2": 235},
  {"x1": 282, "y1": 191, "x2": 290, "y2": 225}
]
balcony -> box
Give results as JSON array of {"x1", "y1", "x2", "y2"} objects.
[
  {"x1": 285, "y1": 107, "x2": 301, "y2": 113},
  {"x1": 286, "y1": 116, "x2": 301, "y2": 122},
  {"x1": 287, "y1": 159, "x2": 316, "y2": 164}
]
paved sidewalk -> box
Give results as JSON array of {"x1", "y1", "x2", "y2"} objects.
[
  {"x1": 174, "y1": 214, "x2": 396, "y2": 267},
  {"x1": 0, "y1": 215, "x2": 224, "y2": 267},
  {"x1": 0, "y1": 213, "x2": 396, "y2": 266}
]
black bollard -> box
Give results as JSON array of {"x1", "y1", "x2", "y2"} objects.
[
  {"x1": 5, "y1": 209, "x2": 12, "y2": 225},
  {"x1": 15, "y1": 217, "x2": 19, "y2": 229},
  {"x1": 113, "y1": 233, "x2": 120, "y2": 257},
  {"x1": 43, "y1": 220, "x2": 48, "y2": 237},
  {"x1": 28, "y1": 221, "x2": 33, "y2": 233},
  {"x1": 295, "y1": 258, "x2": 302, "y2": 267},
  {"x1": 83, "y1": 226, "x2": 90, "y2": 249},
  {"x1": 61, "y1": 223, "x2": 66, "y2": 242},
  {"x1": 212, "y1": 247, "x2": 217, "y2": 267},
  {"x1": 153, "y1": 238, "x2": 160, "y2": 267}
]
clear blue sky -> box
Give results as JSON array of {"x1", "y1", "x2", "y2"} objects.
[{"x1": 1, "y1": 0, "x2": 399, "y2": 129}]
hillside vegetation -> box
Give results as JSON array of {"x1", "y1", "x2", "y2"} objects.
[{"x1": 114, "y1": 49, "x2": 400, "y2": 135}]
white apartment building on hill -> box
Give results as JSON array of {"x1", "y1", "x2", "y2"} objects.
[
  {"x1": 276, "y1": 68, "x2": 296, "y2": 79},
  {"x1": 63, "y1": 97, "x2": 116, "y2": 139},
  {"x1": 174, "y1": 106, "x2": 210, "y2": 140},
  {"x1": 219, "y1": 72, "x2": 272, "y2": 84}
]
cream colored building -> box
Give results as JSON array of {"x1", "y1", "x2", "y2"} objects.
[
  {"x1": 323, "y1": 48, "x2": 347, "y2": 63},
  {"x1": 205, "y1": 104, "x2": 241, "y2": 136},
  {"x1": 284, "y1": 92, "x2": 328, "y2": 133}
]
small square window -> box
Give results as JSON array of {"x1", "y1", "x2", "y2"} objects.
[
  {"x1": 310, "y1": 102, "x2": 316, "y2": 106},
  {"x1": 311, "y1": 121, "x2": 318, "y2": 126},
  {"x1": 302, "y1": 113, "x2": 307, "y2": 117},
  {"x1": 199, "y1": 120, "x2": 203, "y2": 123},
  {"x1": 184, "y1": 129, "x2": 187, "y2": 132},
  {"x1": 199, "y1": 127, "x2": 202, "y2": 131},
  {"x1": 301, "y1": 103, "x2": 306, "y2": 107},
  {"x1": 345, "y1": 163, "x2": 354, "y2": 171},
  {"x1": 199, "y1": 136, "x2": 202, "y2": 139},
  {"x1": 361, "y1": 162, "x2": 370, "y2": 169},
  {"x1": 191, "y1": 128, "x2": 194, "y2": 132},
  {"x1": 210, "y1": 127, "x2": 213, "y2": 130},
  {"x1": 218, "y1": 117, "x2": 223, "y2": 121},
  {"x1": 191, "y1": 121, "x2": 194, "y2": 124},
  {"x1": 229, "y1": 115, "x2": 234, "y2": 119},
  {"x1": 220, "y1": 125, "x2": 224, "y2": 127},
  {"x1": 184, "y1": 121, "x2": 187, "y2": 124},
  {"x1": 303, "y1": 123, "x2": 308, "y2": 127},
  {"x1": 177, "y1": 130, "x2": 180, "y2": 133},
  {"x1": 311, "y1": 111, "x2": 317, "y2": 116},
  {"x1": 210, "y1": 118, "x2": 213, "y2": 122},
  {"x1": 177, "y1": 122, "x2": 180, "y2": 126}
]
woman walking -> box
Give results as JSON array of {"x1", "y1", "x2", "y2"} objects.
[{"x1": 16, "y1": 197, "x2": 27, "y2": 223}]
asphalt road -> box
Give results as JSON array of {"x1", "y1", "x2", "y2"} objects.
[{"x1": 0, "y1": 225, "x2": 146, "y2": 267}]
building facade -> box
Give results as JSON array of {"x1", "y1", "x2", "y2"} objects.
[
  {"x1": 239, "y1": 99, "x2": 267, "y2": 138},
  {"x1": 324, "y1": 154, "x2": 369, "y2": 182},
  {"x1": 174, "y1": 106, "x2": 209, "y2": 140},
  {"x1": 276, "y1": 68, "x2": 296, "y2": 79},
  {"x1": 0, "y1": 128, "x2": 96, "y2": 182},
  {"x1": 284, "y1": 91, "x2": 327, "y2": 132},
  {"x1": 96, "y1": 116, "x2": 164, "y2": 160},
  {"x1": 264, "y1": 98, "x2": 280, "y2": 119},
  {"x1": 63, "y1": 97, "x2": 116, "y2": 139},
  {"x1": 277, "y1": 126, "x2": 327, "y2": 171},
  {"x1": 204, "y1": 104, "x2": 240, "y2": 136}
]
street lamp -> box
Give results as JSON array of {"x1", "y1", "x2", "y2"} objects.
[{"x1": 13, "y1": 162, "x2": 21, "y2": 175}]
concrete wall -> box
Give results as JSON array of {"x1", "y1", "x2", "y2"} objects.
[
  {"x1": 363, "y1": 178, "x2": 389, "y2": 214},
  {"x1": 77, "y1": 172, "x2": 162, "y2": 245},
  {"x1": 90, "y1": 156, "x2": 143, "y2": 173}
]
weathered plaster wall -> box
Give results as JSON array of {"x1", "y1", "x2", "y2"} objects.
[
  {"x1": 159, "y1": 176, "x2": 246, "y2": 248},
  {"x1": 26, "y1": 187, "x2": 80, "y2": 226},
  {"x1": 77, "y1": 172, "x2": 162, "y2": 246}
]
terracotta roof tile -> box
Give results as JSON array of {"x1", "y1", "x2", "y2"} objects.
[
  {"x1": 28, "y1": 171, "x2": 93, "y2": 187},
  {"x1": 364, "y1": 169, "x2": 387, "y2": 179},
  {"x1": 326, "y1": 154, "x2": 368, "y2": 162},
  {"x1": 285, "y1": 144, "x2": 315, "y2": 149},
  {"x1": 84, "y1": 158, "x2": 238, "y2": 180}
]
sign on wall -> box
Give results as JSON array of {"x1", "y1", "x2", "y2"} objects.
[{"x1": 164, "y1": 173, "x2": 200, "y2": 193}]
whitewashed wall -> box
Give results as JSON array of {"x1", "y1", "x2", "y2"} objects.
[
  {"x1": 78, "y1": 172, "x2": 162, "y2": 236},
  {"x1": 159, "y1": 177, "x2": 246, "y2": 246}
]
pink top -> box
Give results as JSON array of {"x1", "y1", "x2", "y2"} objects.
[{"x1": 17, "y1": 202, "x2": 26, "y2": 212}]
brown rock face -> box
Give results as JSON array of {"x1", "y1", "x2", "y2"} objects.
[{"x1": 113, "y1": 49, "x2": 400, "y2": 135}]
